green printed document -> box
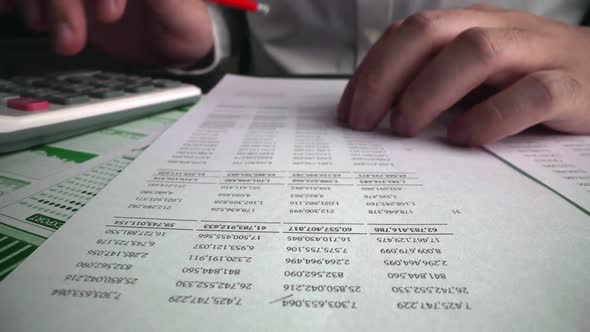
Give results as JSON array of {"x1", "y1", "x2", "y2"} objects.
[
  {"x1": 0, "y1": 107, "x2": 189, "y2": 280},
  {"x1": 0, "y1": 76, "x2": 587, "y2": 331},
  {"x1": 0, "y1": 108, "x2": 187, "y2": 198}
]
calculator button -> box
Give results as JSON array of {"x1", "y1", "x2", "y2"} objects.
[
  {"x1": 93, "y1": 73, "x2": 112, "y2": 80},
  {"x1": 32, "y1": 80, "x2": 53, "y2": 88},
  {"x1": 153, "y1": 79, "x2": 182, "y2": 88},
  {"x1": 0, "y1": 92, "x2": 19, "y2": 101},
  {"x1": 0, "y1": 84, "x2": 21, "y2": 93},
  {"x1": 89, "y1": 88, "x2": 125, "y2": 99},
  {"x1": 20, "y1": 88, "x2": 45, "y2": 98},
  {"x1": 128, "y1": 80, "x2": 153, "y2": 87},
  {"x1": 88, "y1": 79, "x2": 109, "y2": 87},
  {"x1": 94, "y1": 72, "x2": 126, "y2": 80},
  {"x1": 0, "y1": 81, "x2": 17, "y2": 91},
  {"x1": 52, "y1": 85, "x2": 77, "y2": 93},
  {"x1": 6, "y1": 98, "x2": 49, "y2": 111},
  {"x1": 122, "y1": 75, "x2": 150, "y2": 82},
  {"x1": 125, "y1": 85, "x2": 155, "y2": 93},
  {"x1": 30, "y1": 89, "x2": 59, "y2": 100},
  {"x1": 10, "y1": 76, "x2": 41, "y2": 85},
  {"x1": 65, "y1": 77, "x2": 90, "y2": 84},
  {"x1": 48, "y1": 94, "x2": 90, "y2": 105},
  {"x1": 61, "y1": 84, "x2": 94, "y2": 94},
  {"x1": 95, "y1": 80, "x2": 125, "y2": 89}
]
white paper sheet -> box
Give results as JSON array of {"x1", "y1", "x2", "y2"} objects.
[
  {"x1": 0, "y1": 75, "x2": 588, "y2": 332},
  {"x1": 487, "y1": 133, "x2": 590, "y2": 214}
]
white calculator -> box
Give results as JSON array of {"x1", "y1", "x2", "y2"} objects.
[{"x1": 0, "y1": 71, "x2": 201, "y2": 153}]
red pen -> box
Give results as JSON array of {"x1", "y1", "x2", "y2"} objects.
[{"x1": 206, "y1": 0, "x2": 270, "y2": 14}]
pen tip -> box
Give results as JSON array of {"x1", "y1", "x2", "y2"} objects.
[{"x1": 257, "y1": 3, "x2": 270, "y2": 14}]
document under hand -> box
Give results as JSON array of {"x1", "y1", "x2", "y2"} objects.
[{"x1": 1, "y1": 75, "x2": 588, "y2": 332}]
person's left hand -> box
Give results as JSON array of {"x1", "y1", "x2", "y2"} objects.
[{"x1": 337, "y1": 4, "x2": 590, "y2": 146}]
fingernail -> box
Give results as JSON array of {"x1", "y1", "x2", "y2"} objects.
[
  {"x1": 106, "y1": 0, "x2": 116, "y2": 10},
  {"x1": 55, "y1": 22, "x2": 75, "y2": 51},
  {"x1": 105, "y1": 0, "x2": 120, "y2": 15},
  {"x1": 447, "y1": 121, "x2": 471, "y2": 146}
]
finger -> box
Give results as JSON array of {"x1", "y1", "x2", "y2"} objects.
[
  {"x1": 347, "y1": 9, "x2": 505, "y2": 131},
  {"x1": 144, "y1": 0, "x2": 213, "y2": 62},
  {"x1": 146, "y1": 0, "x2": 210, "y2": 35},
  {"x1": 393, "y1": 27, "x2": 554, "y2": 136},
  {"x1": 93, "y1": 0, "x2": 126, "y2": 23},
  {"x1": 447, "y1": 70, "x2": 589, "y2": 146},
  {"x1": 48, "y1": 0, "x2": 87, "y2": 55},
  {"x1": 337, "y1": 73, "x2": 360, "y2": 123},
  {"x1": 18, "y1": 0, "x2": 46, "y2": 31},
  {"x1": 337, "y1": 20, "x2": 403, "y2": 123}
]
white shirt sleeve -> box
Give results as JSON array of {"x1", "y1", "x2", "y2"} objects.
[{"x1": 167, "y1": 4, "x2": 231, "y2": 76}]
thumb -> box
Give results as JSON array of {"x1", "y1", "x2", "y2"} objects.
[
  {"x1": 145, "y1": 0, "x2": 214, "y2": 63},
  {"x1": 146, "y1": 0, "x2": 211, "y2": 36}
]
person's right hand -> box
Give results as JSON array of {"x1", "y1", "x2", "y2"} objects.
[{"x1": 0, "y1": 0, "x2": 214, "y2": 67}]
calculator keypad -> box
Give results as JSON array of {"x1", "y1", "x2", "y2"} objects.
[{"x1": 0, "y1": 72, "x2": 182, "y2": 111}]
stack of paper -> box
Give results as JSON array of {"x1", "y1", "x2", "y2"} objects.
[{"x1": 0, "y1": 76, "x2": 588, "y2": 331}]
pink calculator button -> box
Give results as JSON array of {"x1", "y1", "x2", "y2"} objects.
[{"x1": 7, "y1": 98, "x2": 49, "y2": 111}]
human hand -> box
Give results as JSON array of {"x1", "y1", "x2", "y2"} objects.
[
  {"x1": 338, "y1": 4, "x2": 590, "y2": 146},
  {"x1": 2, "y1": 0, "x2": 213, "y2": 66}
]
